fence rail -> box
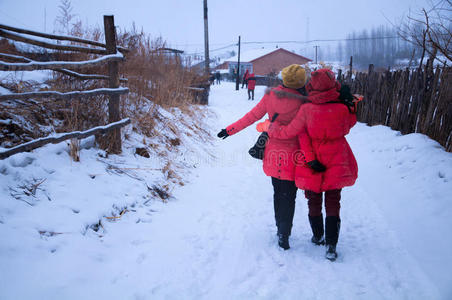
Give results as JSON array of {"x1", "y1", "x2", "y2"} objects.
[
  {"x1": 0, "y1": 52, "x2": 127, "y2": 82},
  {"x1": 0, "y1": 52, "x2": 123, "y2": 71},
  {"x1": 0, "y1": 23, "x2": 128, "y2": 53},
  {"x1": 0, "y1": 15, "x2": 129, "y2": 157},
  {"x1": 0, "y1": 118, "x2": 131, "y2": 160},
  {"x1": 0, "y1": 87, "x2": 129, "y2": 102},
  {"x1": 339, "y1": 63, "x2": 452, "y2": 152}
]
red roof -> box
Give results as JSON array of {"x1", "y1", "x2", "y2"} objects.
[{"x1": 250, "y1": 48, "x2": 311, "y2": 63}]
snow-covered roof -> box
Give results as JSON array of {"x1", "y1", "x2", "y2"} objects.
[{"x1": 222, "y1": 48, "x2": 280, "y2": 63}]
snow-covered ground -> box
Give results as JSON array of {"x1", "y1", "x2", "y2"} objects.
[{"x1": 1, "y1": 82, "x2": 451, "y2": 299}]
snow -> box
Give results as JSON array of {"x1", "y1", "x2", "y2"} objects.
[
  {"x1": 0, "y1": 118, "x2": 130, "y2": 159},
  {"x1": 0, "y1": 52, "x2": 123, "y2": 70},
  {"x1": 1, "y1": 69, "x2": 52, "y2": 83},
  {"x1": 1, "y1": 87, "x2": 129, "y2": 98},
  {"x1": 1, "y1": 82, "x2": 452, "y2": 299},
  {"x1": 222, "y1": 47, "x2": 281, "y2": 63},
  {"x1": 0, "y1": 85, "x2": 12, "y2": 94}
]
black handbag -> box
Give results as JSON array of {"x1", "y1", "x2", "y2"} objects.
[{"x1": 248, "y1": 113, "x2": 279, "y2": 160}]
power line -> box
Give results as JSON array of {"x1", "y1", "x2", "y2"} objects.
[
  {"x1": 182, "y1": 36, "x2": 403, "y2": 56},
  {"x1": 241, "y1": 36, "x2": 400, "y2": 45},
  {"x1": 184, "y1": 43, "x2": 236, "y2": 56}
]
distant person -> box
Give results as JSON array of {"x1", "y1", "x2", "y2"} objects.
[
  {"x1": 217, "y1": 65, "x2": 309, "y2": 250},
  {"x1": 215, "y1": 71, "x2": 221, "y2": 84},
  {"x1": 242, "y1": 69, "x2": 250, "y2": 88},
  {"x1": 247, "y1": 72, "x2": 256, "y2": 100},
  {"x1": 209, "y1": 73, "x2": 215, "y2": 85}
]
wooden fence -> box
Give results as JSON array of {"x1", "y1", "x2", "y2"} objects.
[
  {"x1": 0, "y1": 15, "x2": 129, "y2": 159},
  {"x1": 338, "y1": 63, "x2": 452, "y2": 152}
]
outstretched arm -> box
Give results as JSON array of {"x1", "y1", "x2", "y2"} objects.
[{"x1": 225, "y1": 94, "x2": 268, "y2": 136}]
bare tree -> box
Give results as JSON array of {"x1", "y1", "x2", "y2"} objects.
[
  {"x1": 398, "y1": 0, "x2": 452, "y2": 65},
  {"x1": 54, "y1": 0, "x2": 76, "y2": 35}
]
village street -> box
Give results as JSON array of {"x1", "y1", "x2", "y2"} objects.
[{"x1": 2, "y1": 82, "x2": 451, "y2": 299}]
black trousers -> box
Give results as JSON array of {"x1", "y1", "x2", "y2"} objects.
[
  {"x1": 248, "y1": 89, "x2": 254, "y2": 100},
  {"x1": 271, "y1": 177, "x2": 297, "y2": 236}
]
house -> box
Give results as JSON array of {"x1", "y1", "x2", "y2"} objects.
[
  {"x1": 214, "y1": 48, "x2": 312, "y2": 77},
  {"x1": 190, "y1": 59, "x2": 216, "y2": 74},
  {"x1": 251, "y1": 48, "x2": 311, "y2": 76}
]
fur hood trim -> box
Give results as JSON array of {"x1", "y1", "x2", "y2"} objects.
[{"x1": 265, "y1": 87, "x2": 308, "y2": 101}]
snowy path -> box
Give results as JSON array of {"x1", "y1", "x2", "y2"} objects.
[{"x1": 1, "y1": 82, "x2": 451, "y2": 300}]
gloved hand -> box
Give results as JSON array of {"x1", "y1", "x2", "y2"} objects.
[
  {"x1": 256, "y1": 119, "x2": 271, "y2": 132},
  {"x1": 307, "y1": 160, "x2": 326, "y2": 172},
  {"x1": 217, "y1": 129, "x2": 229, "y2": 139},
  {"x1": 349, "y1": 94, "x2": 364, "y2": 114},
  {"x1": 339, "y1": 84, "x2": 354, "y2": 102}
]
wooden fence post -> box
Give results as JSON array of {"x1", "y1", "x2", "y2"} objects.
[
  {"x1": 348, "y1": 56, "x2": 353, "y2": 83},
  {"x1": 337, "y1": 69, "x2": 342, "y2": 82},
  {"x1": 103, "y1": 15, "x2": 121, "y2": 153}
]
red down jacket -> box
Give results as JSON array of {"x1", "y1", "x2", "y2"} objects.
[
  {"x1": 226, "y1": 85, "x2": 309, "y2": 181},
  {"x1": 268, "y1": 69, "x2": 358, "y2": 192},
  {"x1": 247, "y1": 73, "x2": 256, "y2": 90}
]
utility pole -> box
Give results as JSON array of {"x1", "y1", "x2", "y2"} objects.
[
  {"x1": 313, "y1": 45, "x2": 320, "y2": 64},
  {"x1": 235, "y1": 35, "x2": 241, "y2": 90},
  {"x1": 203, "y1": 0, "x2": 210, "y2": 76}
]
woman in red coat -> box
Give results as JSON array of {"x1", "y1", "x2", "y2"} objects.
[
  {"x1": 242, "y1": 69, "x2": 250, "y2": 88},
  {"x1": 258, "y1": 68, "x2": 358, "y2": 261},
  {"x1": 247, "y1": 73, "x2": 257, "y2": 100},
  {"x1": 217, "y1": 64, "x2": 308, "y2": 250}
]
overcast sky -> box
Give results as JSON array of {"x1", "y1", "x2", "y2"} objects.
[{"x1": 0, "y1": 0, "x2": 430, "y2": 56}]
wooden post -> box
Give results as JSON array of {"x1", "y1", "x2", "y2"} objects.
[
  {"x1": 235, "y1": 35, "x2": 241, "y2": 90},
  {"x1": 103, "y1": 15, "x2": 121, "y2": 154},
  {"x1": 337, "y1": 69, "x2": 342, "y2": 83},
  {"x1": 348, "y1": 56, "x2": 353, "y2": 83},
  {"x1": 313, "y1": 45, "x2": 320, "y2": 64},
  {"x1": 203, "y1": 0, "x2": 210, "y2": 77}
]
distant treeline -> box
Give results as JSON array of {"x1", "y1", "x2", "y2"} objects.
[{"x1": 336, "y1": 26, "x2": 422, "y2": 69}]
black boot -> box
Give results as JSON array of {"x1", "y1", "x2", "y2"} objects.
[
  {"x1": 277, "y1": 233, "x2": 290, "y2": 250},
  {"x1": 326, "y1": 244, "x2": 337, "y2": 261},
  {"x1": 272, "y1": 177, "x2": 296, "y2": 251},
  {"x1": 325, "y1": 216, "x2": 341, "y2": 261},
  {"x1": 309, "y1": 215, "x2": 325, "y2": 245}
]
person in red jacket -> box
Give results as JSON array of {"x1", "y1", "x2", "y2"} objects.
[
  {"x1": 241, "y1": 69, "x2": 250, "y2": 89},
  {"x1": 217, "y1": 64, "x2": 309, "y2": 250},
  {"x1": 247, "y1": 73, "x2": 257, "y2": 100},
  {"x1": 257, "y1": 68, "x2": 358, "y2": 261}
]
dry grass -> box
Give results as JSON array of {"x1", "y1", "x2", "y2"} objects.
[{"x1": 0, "y1": 19, "x2": 209, "y2": 155}]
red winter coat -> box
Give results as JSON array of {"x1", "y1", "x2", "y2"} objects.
[
  {"x1": 268, "y1": 69, "x2": 358, "y2": 192},
  {"x1": 226, "y1": 85, "x2": 309, "y2": 181},
  {"x1": 247, "y1": 73, "x2": 256, "y2": 90},
  {"x1": 243, "y1": 70, "x2": 249, "y2": 81}
]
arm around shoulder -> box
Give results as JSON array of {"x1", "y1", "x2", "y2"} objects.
[{"x1": 267, "y1": 106, "x2": 306, "y2": 140}]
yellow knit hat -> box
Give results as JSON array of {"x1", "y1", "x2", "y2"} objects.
[{"x1": 281, "y1": 64, "x2": 306, "y2": 89}]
